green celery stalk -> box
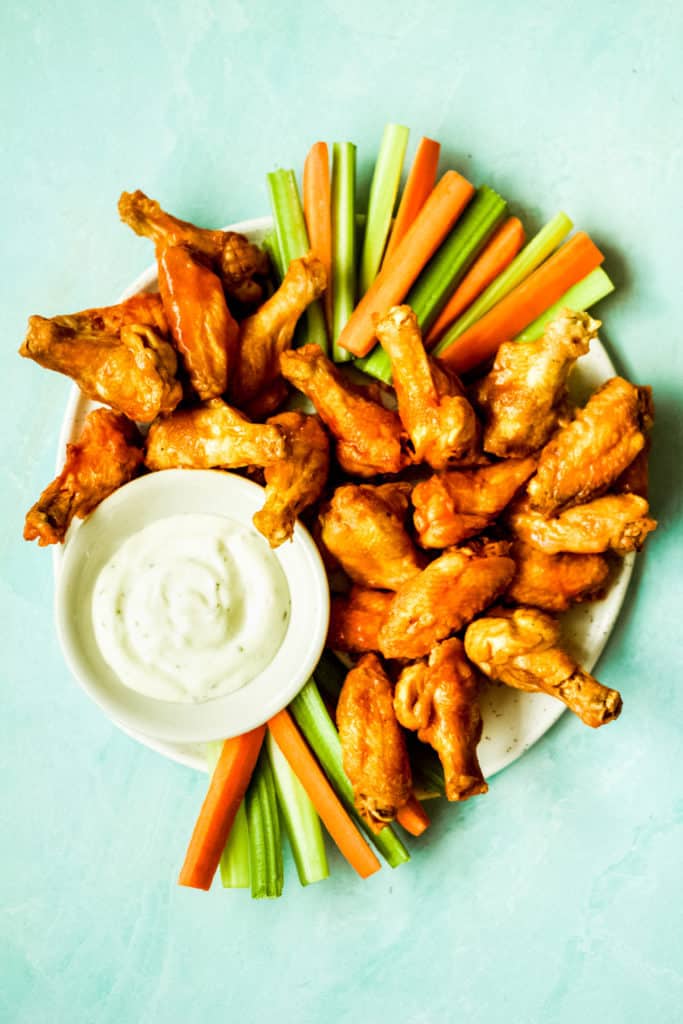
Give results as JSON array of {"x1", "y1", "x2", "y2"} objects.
[
  {"x1": 262, "y1": 229, "x2": 286, "y2": 284},
  {"x1": 354, "y1": 343, "x2": 394, "y2": 385},
  {"x1": 314, "y1": 649, "x2": 347, "y2": 703},
  {"x1": 266, "y1": 168, "x2": 328, "y2": 353},
  {"x1": 245, "y1": 747, "x2": 284, "y2": 899},
  {"x1": 432, "y1": 211, "x2": 573, "y2": 357},
  {"x1": 514, "y1": 266, "x2": 615, "y2": 343},
  {"x1": 205, "y1": 742, "x2": 250, "y2": 889},
  {"x1": 290, "y1": 679, "x2": 410, "y2": 868},
  {"x1": 331, "y1": 142, "x2": 357, "y2": 362},
  {"x1": 358, "y1": 123, "x2": 409, "y2": 295},
  {"x1": 265, "y1": 731, "x2": 329, "y2": 887}
]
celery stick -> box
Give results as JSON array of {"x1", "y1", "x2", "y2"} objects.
[
  {"x1": 354, "y1": 343, "x2": 394, "y2": 385},
  {"x1": 262, "y1": 229, "x2": 286, "y2": 284},
  {"x1": 266, "y1": 731, "x2": 329, "y2": 887},
  {"x1": 358, "y1": 123, "x2": 409, "y2": 295},
  {"x1": 314, "y1": 648, "x2": 347, "y2": 702},
  {"x1": 290, "y1": 679, "x2": 410, "y2": 868},
  {"x1": 246, "y1": 748, "x2": 284, "y2": 899},
  {"x1": 331, "y1": 142, "x2": 357, "y2": 362},
  {"x1": 266, "y1": 168, "x2": 328, "y2": 353},
  {"x1": 432, "y1": 211, "x2": 573, "y2": 357},
  {"x1": 205, "y1": 742, "x2": 250, "y2": 889},
  {"x1": 514, "y1": 267, "x2": 615, "y2": 343}
]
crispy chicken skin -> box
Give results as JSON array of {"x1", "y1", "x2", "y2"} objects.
[
  {"x1": 378, "y1": 541, "x2": 516, "y2": 660},
  {"x1": 465, "y1": 606, "x2": 622, "y2": 728},
  {"x1": 394, "y1": 638, "x2": 487, "y2": 801},
  {"x1": 336, "y1": 654, "x2": 412, "y2": 831},
  {"x1": 118, "y1": 190, "x2": 269, "y2": 304},
  {"x1": 158, "y1": 244, "x2": 239, "y2": 400},
  {"x1": 328, "y1": 586, "x2": 393, "y2": 654},
  {"x1": 20, "y1": 306, "x2": 182, "y2": 424},
  {"x1": 506, "y1": 541, "x2": 610, "y2": 612},
  {"x1": 376, "y1": 305, "x2": 479, "y2": 469},
  {"x1": 231, "y1": 254, "x2": 327, "y2": 406},
  {"x1": 527, "y1": 377, "x2": 654, "y2": 515},
  {"x1": 412, "y1": 457, "x2": 536, "y2": 548},
  {"x1": 614, "y1": 444, "x2": 650, "y2": 498},
  {"x1": 24, "y1": 409, "x2": 143, "y2": 546},
  {"x1": 145, "y1": 398, "x2": 286, "y2": 471},
  {"x1": 280, "y1": 345, "x2": 411, "y2": 477},
  {"x1": 319, "y1": 483, "x2": 426, "y2": 590},
  {"x1": 252, "y1": 412, "x2": 329, "y2": 548},
  {"x1": 509, "y1": 494, "x2": 657, "y2": 555},
  {"x1": 474, "y1": 309, "x2": 598, "y2": 457}
]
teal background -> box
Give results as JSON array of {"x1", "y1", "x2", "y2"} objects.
[{"x1": 2, "y1": 1, "x2": 682, "y2": 1021}]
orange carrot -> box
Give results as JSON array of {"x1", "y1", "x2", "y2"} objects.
[
  {"x1": 426, "y1": 216, "x2": 525, "y2": 346},
  {"x1": 396, "y1": 795, "x2": 430, "y2": 837},
  {"x1": 383, "y1": 137, "x2": 441, "y2": 264},
  {"x1": 438, "y1": 231, "x2": 604, "y2": 375},
  {"x1": 267, "y1": 709, "x2": 381, "y2": 879},
  {"x1": 178, "y1": 726, "x2": 265, "y2": 890},
  {"x1": 303, "y1": 141, "x2": 333, "y2": 332},
  {"x1": 337, "y1": 170, "x2": 475, "y2": 357}
]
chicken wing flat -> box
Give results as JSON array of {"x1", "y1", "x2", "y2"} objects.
[
  {"x1": 280, "y1": 345, "x2": 411, "y2": 477},
  {"x1": 394, "y1": 638, "x2": 487, "y2": 801},
  {"x1": 145, "y1": 398, "x2": 286, "y2": 471},
  {"x1": 231, "y1": 254, "x2": 327, "y2": 406},
  {"x1": 378, "y1": 541, "x2": 516, "y2": 660},
  {"x1": 527, "y1": 376, "x2": 654, "y2": 514},
  {"x1": 376, "y1": 305, "x2": 479, "y2": 469},
  {"x1": 24, "y1": 409, "x2": 143, "y2": 546},
  {"x1": 38, "y1": 292, "x2": 169, "y2": 335},
  {"x1": 505, "y1": 541, "x2": 610, "y2": 611},
  {"x1": 474, "y1": 309, "x2": 598, "y2": 457},
  {"x1": 252, "y1": 412, "x2": 329, "y2": 548},
  {"x1": 509, "y1": 494, "x2": 657, "y2": 555},
  {"x1": 158, "y1": 244, "x2": 239, "y2": 400},
  {"x1": 465, "y1": 606, "x2": 622, "y2": 728},
  {"x1": 328, "y1": 586, "x2": 393, "y2": 654},
  {"x1": 336, "y1": 654, "x2": 412, "y2": 831},
  {"x1": 412, "y1": 457, "x2": 536, "y2": 548},
  {"x1": 614, "y1": 444, "x2": 650, "y2": 498},
  {"x1": 319, "y1": 482, "x2": 425, "y2": 590},
  {"x1": 118, "y1": 190, "x2": 269, "y2": 304}
]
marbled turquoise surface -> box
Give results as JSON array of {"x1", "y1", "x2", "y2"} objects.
[{"x1": 2, "y1": 2, "x2": 682, "y2": 1021}]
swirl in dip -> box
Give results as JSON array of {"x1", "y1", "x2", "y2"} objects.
[{"x1": 91, "y1": 513, "x2": 291, "y2": 702}]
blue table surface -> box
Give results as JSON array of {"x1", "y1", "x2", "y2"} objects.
[{"x1": 2, "y1": 2, "x2": 682, "y2": 1021}]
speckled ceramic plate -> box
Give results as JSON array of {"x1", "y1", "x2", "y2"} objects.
[{"x1": 52, "y1": 216, "x2": 634, "y2": 777}]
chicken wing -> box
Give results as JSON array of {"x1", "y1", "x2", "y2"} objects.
[
  {"x1": 527, "y1": 377, "x2": 654, "y2": 514},
  {"x1": 280, "y1": 345, "x2": 411, "y2": 477},
  {"x1": 230, "y1": 254, "x2": 327, "y2": 406},
  {"x1": 614, "y1": 444, "x2": 650, "y2": 498},
  {"x1": 505, "y1": 541, "x2": 610, "y2": 611},
  {"x1": 509, "y1": 494, "x2": 657, "y2": 555},
  {"x1": 376, "y1": 305, "x2": 479, "y2": 469},
  {"x1": 412, "y1": 457, "x2": 536, "y2": 548},
  {"x1": 145, "y1": 398, "x2": 286, "y2": 471},
  {"x1": 158, "y1": 244, "x2": 239, "y2": 400},
  {"x1": 20, "y1": 306, "x2": 182, "y2": 424},
  {"x1": 319, "y1": 482, "x2": 426, "y2": 590},
  {"x1": 118, "y1": 190, "x2": 269, "y2": 304},
  {"x1": 328, "y1": 586, "x2": 393, "y2": 654},
  {"x1": 474, "y1": 309, "x2": 598, "y2": 457},
  {"x1": 252, "y1": 412, "x2": 329, "y2": 547},
  {"x1": 394, "y1": 638, "x2": 487, "y2": 801},
  {"x1": 24, "y1": 409, "x2": 143, "y2": 546},
  {"x1": 336, "y1": 654, "x2": 412, "y2": 831},
  {"x1": 465, "y1": 606, "x2": 622, "y2": 728},
  {"x1": 378, "y1": 541, "x2": 516, "y2": 660}
]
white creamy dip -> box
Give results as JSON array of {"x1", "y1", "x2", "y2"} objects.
[{"x1": 92, "y1": 513, "x2": 291, "y2": 703}]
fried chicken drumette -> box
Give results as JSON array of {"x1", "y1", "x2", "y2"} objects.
[
  {"x1": 328, "y1": 586, "x2": 393, "y2": 654},
  {"x1": 505, "y1": 541, "x2": 610, "y2": 612},
  {"x1": 509, "y1": 494, "x2": 657, "y2": 555}
]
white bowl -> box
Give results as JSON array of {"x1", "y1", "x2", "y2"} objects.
[{"x1": 55, "y1": 469, "x2": 330, "y2": 743}]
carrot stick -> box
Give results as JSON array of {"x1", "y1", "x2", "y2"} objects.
[
  {"x1": 426, "y1": 216, "x2": 525, "y2": 346},
  {"x1": 303, "y1": 141, "x2": 333, "y2": 332},
  {"x1": 267, "y1": 709, "x2": 381, "y2": 879},
  {"x1": 337, "y1": 170, "x2": 474, "y2": 357},
  {"x1": 383, "y1": 137, "x2": 441, "y2": 264},
  {"x1": 178, "y1": 726, "x2": 266, "y2": 890},
  {"x1": 438, "y1": 231, "x2": 604, "y2": 375},
  {"x1": 396, "y1": 795, "x2": 430, "y2": 837}
]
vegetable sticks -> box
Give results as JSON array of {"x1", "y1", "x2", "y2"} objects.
[
  {"x1": 303, "y1": 142, "x2": 333, "y2": 331},
  {"x1": 205, "y1": 741, "x2": 250, "y2": 888},
  {"x1": 358, "y1": 123, "x2": 409, "y2": 295},
  {"x1": 331, "y1": 142, "x2": 357, "y2": 361},
  {"x1": 246, "y1": 747, "x2": 284, "y2": 899},
  {"x1": 513, "y1": 266, "x2": 614, "y2": 343},
  {"x1": 396, "y1": 796, "x2": 431, "y2": 837},
  {"x1": 383, "y1": 136, "x2": 441, "y2": 264}
]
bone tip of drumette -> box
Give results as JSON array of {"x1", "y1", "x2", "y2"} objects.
[{"x1": 544, "y1": 306, "x2": 601, "y2": 350}]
